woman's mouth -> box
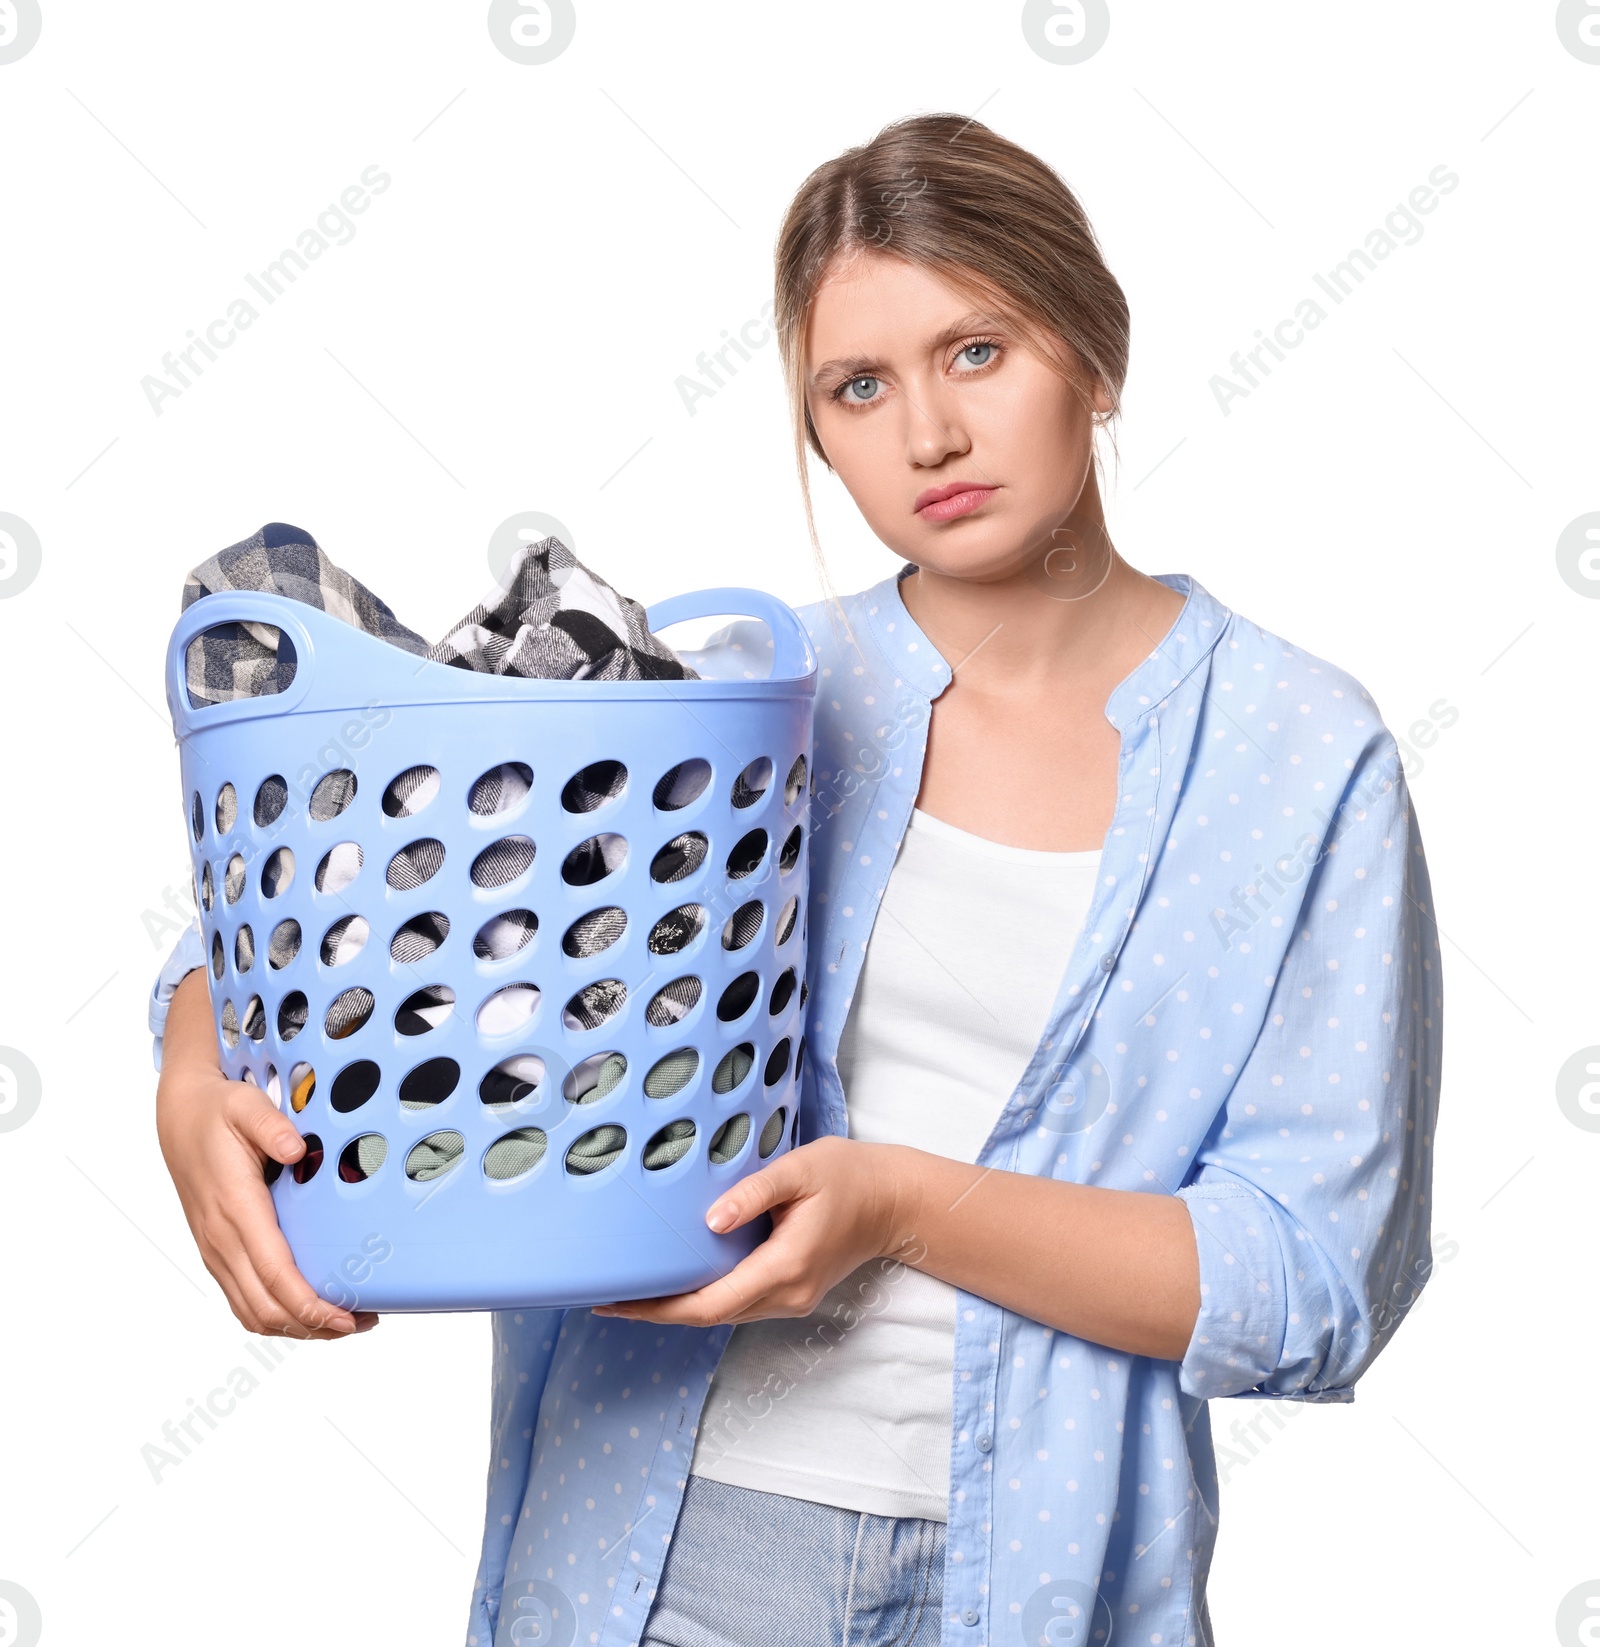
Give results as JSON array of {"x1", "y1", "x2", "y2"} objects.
[{"x1": 913, "y1": 482, "x2": 998, "y2": 523}]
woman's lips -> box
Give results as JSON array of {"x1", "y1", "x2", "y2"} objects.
[{"x1": 915, "y1": 485, "x2": 998, "y2": 523}]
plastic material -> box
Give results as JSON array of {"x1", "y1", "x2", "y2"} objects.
[{"x1": 165, "y1": 587, "x2": 817, "y2": 1312}]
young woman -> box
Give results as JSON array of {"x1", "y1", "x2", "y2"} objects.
[{"x1": 152, "y1": 115, "x2": 1443, "y2": 1645}]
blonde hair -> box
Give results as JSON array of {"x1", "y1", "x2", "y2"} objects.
[{"x1": 773, "y1": 112, "x2": 1130, "y2": 644}]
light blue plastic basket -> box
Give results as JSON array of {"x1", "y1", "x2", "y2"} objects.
[{"x1": 164, "y1": 586, "x2": 816, "y2": 1313}]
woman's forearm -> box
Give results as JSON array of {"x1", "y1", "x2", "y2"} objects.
[
  {"x1": 161, "y1": 967, "x2": 224, "y2": 1080},
  {"x1": 885, "y1": 1146, "x2": 1202, "y2": 1361}
]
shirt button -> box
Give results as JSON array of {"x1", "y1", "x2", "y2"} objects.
[
  {"x1": 1100, "y1": 952, "x2": 1116, "y2": 972},
  {"x1": 962, "y1": 1608, "x2": 980, "y2": 1627},
  {"x1": 975, "y1": 1432, "x2": 992, "y2": 1453}
]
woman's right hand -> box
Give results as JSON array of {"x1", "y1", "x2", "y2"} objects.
[{"x1": 155, "y1": 967, "x2": 378, "y2": 1340}]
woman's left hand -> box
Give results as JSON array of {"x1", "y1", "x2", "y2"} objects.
[{"x1": 591, "y1": 1137, "x2": 922, "y2": 1326}]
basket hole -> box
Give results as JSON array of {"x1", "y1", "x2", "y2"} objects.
[
  {"x1": 778, "y1": 824, "x2": 803, "y2": 874},
  {"x1": 796, "y1": 1035, "x2": 806, "y2": 1079},
  {"x1": 726, "y1": 829, "x2": 769, "y2": 881},
  {"x1": 473, "y1": 835, "x2": 537, "y2": 890},
  {"x1": 799, "y1": 979, "x2": 808, "y2": 1009},
  {"x1": 566, "y1": 1124, "x2": 626, "y2": 1176},
  {"x1": 292, "y1": 1132, "x2": 324, "y2": 1184},
  {"x1": 392, "y1": 911, "x2": 451, "y2": 963},
  {"x1": 211, "y1": 930, "x2": 225, "y2": 980},
  {"x1": 653, "y1": 759, "x2": 711, "y2": 812},
  {"x1": 191, "y1": 791, "x2": 204, "y2": 842},
  {"x1": 774, "y1": 896, "x2": 798, "y2": 947},
  {"x1": 268, "y1": 919, "x2": 302, "y2": 969},
  {"x1": 790, "y1": 1108, "x2": 801, "y2": 1149},
  {"x1": 650, "y1": 831, "x2": 707, "y2": 885},
  {"x1": 562, "y1": 978, "x2": 627, "y2": 1032},
  {"x1": 224, "y1": 854, "x2": 247, "y2": 905},
  {"x1": 400, "y1": 1056, "x2": 461, "y2": 1110},
  {"x1": 220, "y1": 999, "x2": 240, "y2": 1048},
  {"x1": 235, "y1": 924, "x2": 255, "y2": 973},
  {"x1": 278, "y1": 991, "x2": 308, "y2": 1041},
  {"x1": 731, "y1": 757, "x2": 772, "y2": 809},
  {"x1": 763, "y1": 1037, "x2": 792, "y2": 1087},
  {"x1": 484, "y1": 1127, "x2": 548, "y2": 1181},
  {"x1": 645, "y1": 976, "x2": 701, "y2": 1027},
  {"x1": 647, "y1": 904, "x2": 704, "y2": 957},
  {"x1": 387, "y1": 838, "x2": 445, "y2": 890},
  {"x1": 469, "y1": 762, "x2": 534, "y2": 818},
  {"x1": 721, "y1": 900, "x2": 764, "y2": 951},
  {"x1": 480, "y1": 1055, "x2": 544, "y2": 1108},
  {"x1": 562, "y1": 759, "x2": 627, "y2": 814},
  {"x1": 309, "y1": 769, "x2": 358, "y2": 822},
  {"x1": 338, "y1": 1134, "x2": 387, "y2": 1182},
  {"x1": 315, "y1": 842, "x2": 363, "y2": 894},
  {"x1": 716, "y1": 972, "x2": 760, "y2": 1023},
  {"x1": 473, "y1": 909, "x2": 537, "y2": 961},
  {"x1": 254, "y1": 775, "x2": 288, "y2": 828},
  {"x1": 477, "y1": 983, "x2": 541, "y2": 1036},
  {"x1": 288, "y1": 1062, "x2": 316, "y2": 1113},
  {"x1": 320, "y1": 915, "x2": 371, "y2": 967},
  {"x1": 758, "y1": 1107, "x2": 787, "y2": 1159},
  {"x1": 329, "y1": 1059, "x2": 382, "y2": 1114},
  {"x1": 784, "y1": 753, "x2": 807, "y2": 806},
  {"x1": 643, "y1": 1118, "x2": 697, "y2": 1171},
  {"x1": 405, "y1": 1130, "x2": 465, "y2": 1181},
  {"x1": 396, "y1": 985, "x2": 455, "y2": 1037},
  {"x1": 262, "y1": 848, "x2": 295, "y2": 899},
  {"x1": 200, "y1": 862, "x2": 215, "y2": 913},
  {"x1": 326, "y1": 987, "x2": 376, "y2": 1040},
  {"x1": 564, "y1": 906, "x2": 626, "y2": 958},
  {"x1": 769, "y1": 967, "x2": 797, "y2": 1016},
  {"x1": 712, "y1": 1043, "x2": 755, "y2": 1094},
  {"x1": 215, "y1": 783, "x2": 238, "y2": 835},
  {"x1": 242, "y1": 995, "x2": 266, "y2": 1043},
  {"x1": 709, "y1": 1113, "x2": 751, "y2": 1164},
  {"x1": 564, "y1": 1051, "x2": 627, "y2": 1104},
  {"x1": 644, "y1": 1048, "x2": 699, "y2": 1099},
  {"x1": 265, "y1": 1064, "x2": 282, "y2": 1109},
  {"x1": 561, "y1": 834, "x2": 625, "y2": 888},
  {"x1": 383, "y1": 765, "x2": 440, "y2": 819}
]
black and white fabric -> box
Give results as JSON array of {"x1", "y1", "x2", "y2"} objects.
[{"x1": 182, "y1": 520, "x2": 699, "y2": 710}]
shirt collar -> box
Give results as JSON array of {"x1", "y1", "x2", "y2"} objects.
[{"x1": 859, "y1": 560, "x2": 1232, "y2": 725}]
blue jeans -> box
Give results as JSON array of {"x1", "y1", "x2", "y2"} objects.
[{"x1": 640, "y1": 1475, "x2": 946, "y2": 1647}]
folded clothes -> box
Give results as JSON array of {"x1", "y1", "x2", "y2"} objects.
[{"x1": 183, "y1": 523, "x2": 722, "y2": 1175}]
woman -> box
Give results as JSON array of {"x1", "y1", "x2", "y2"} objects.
[{"x1": 152, "y1": 114, "x2": 1443, "y2": 1645}]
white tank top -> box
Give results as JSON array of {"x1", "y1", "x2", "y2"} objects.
[{"x1": 685, "y1": 805, "x2": 1102, "y2": 1521}]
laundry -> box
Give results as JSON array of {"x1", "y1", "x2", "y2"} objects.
[
  {"x1": 182, "y1": 520, "x2": 700, "y2": 705},
  {"x1": 182, "y1": 522, "x2": 742, "y2": 1183}
]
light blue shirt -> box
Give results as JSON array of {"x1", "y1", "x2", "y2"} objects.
[{"x1": 150, "y1": 566, "x2": 1443, "y2": 1646}]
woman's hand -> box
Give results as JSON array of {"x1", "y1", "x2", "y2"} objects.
[
  {"x1": 156, "y1": 968, "x2": 378, "y2": 1340},
  {"x1": 591, "y1": 1136, "x2": 918, "y2": 1327}
]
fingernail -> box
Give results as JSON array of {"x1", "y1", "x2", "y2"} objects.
[{"x1": 706, "y1": 1204, "x2": 731, "y2": 1231}]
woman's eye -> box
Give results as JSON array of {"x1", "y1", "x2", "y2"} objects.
[
  {"x1": 842, "y1": 375, "x2": 880, "y2": 403},
  {"x1": 958, "y1": 342, "x2": 997, "y2": 369}
]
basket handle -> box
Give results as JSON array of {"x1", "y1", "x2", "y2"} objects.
[
  {"x1": 166, "y1": 592, "x2": 325, "y2": 736},
  {"x1": 645, "y1": 586, "x2": 814, "y2": 681}
]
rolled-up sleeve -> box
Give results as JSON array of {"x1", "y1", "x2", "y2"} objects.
[
  {"x1": 149, "y1": 920, "x2": 207, "y2": 1071},
  {"x1": 1176, "y1": 736, "x2": 1443, "y2": 1402}
]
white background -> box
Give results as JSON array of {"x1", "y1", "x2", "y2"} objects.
[{"x1": 0, "y1": 2, "x2": 1595, "y2": 1643}]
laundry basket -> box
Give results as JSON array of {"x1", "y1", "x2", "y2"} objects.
[{"x1": 164, "y1": 586, "x2": 816, "y2": 1313}]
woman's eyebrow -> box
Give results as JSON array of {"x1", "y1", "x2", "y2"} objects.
[{"x1": 807, "y1": 311, "x2": 1005, "y2": 389}]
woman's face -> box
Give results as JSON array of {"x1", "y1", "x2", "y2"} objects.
[{"x1": 803, "y1": 250, "x2": 1111, "y2": 580}]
